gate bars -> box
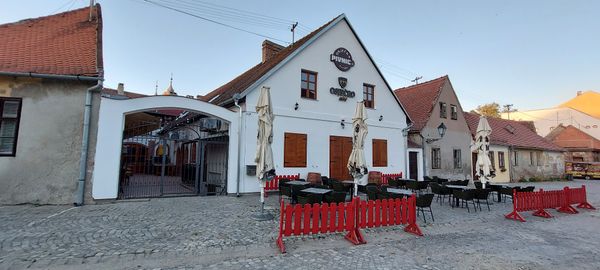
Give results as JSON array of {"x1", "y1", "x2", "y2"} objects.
[
  {"x1": 505, "y1": 185, "x2": 595, "y2": 222},
  {"x1": 276, "y1": 196, "x2": 422, "y2": 253}
]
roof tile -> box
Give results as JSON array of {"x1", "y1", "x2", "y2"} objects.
[{"x1": 394, "y1": 75, "x2": 448, "y2": 131}]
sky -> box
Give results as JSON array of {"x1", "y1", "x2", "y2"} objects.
[{"x1": 1, "y1": 0, "x2": 599, "y2": 111}]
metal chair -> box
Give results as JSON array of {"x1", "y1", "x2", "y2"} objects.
[{"x1": 416, "y1": 194, "x2": 435, "y2": 222}]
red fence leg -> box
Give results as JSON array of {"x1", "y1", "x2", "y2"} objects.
[
  {"x1": 558, "y1": 187, "x2": 578, "y2": 214},
  {"x1": 576, "y1": 185, "x2": 596, "y2": 210},
  {"x1": 403, "y1": 195, "x2": 423, "y2": 236},
  {"x1": 505, "y1": 190, "x2": 526, "y2": 222},
  {"x1": 345, "y1": 198, "x2": 367, "y2": 245},
  {"x1": 276, "y1": 200, "x2": 286, "y2": 253}
]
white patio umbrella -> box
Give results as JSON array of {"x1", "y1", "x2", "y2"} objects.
[
  {"x1": 253, "y1": 86, "x2": 275, "y2": 220},
  {"x1": 347, "y1": 101, "x2": 368, "y2": 197},
  {"x1": 472, "y1": 115, "x2": 493, "y2": 188}
]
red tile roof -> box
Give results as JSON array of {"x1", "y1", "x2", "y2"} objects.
[
  {"x1": 463, "y1": 112, "x2": 563, "y2": 152},
  {"x1": 394, "y1": 76, "x2": 448, "y2": 131},
  {"x1": 0, "y1": 5, "x2": 102, "y2": 77},
  {"x1": 546, "y1": 124, "x2": 600, "y2": 150},
  {"x1": 202, "y1": 15, "x2": 342, "y2": 105}
]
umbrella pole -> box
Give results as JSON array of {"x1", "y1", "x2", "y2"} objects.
[{"x1": 252, "y1": 178, "x2": 274, "y2": 221}]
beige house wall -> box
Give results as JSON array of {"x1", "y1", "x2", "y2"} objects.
[
  {"x1": 510, "y1": 149, "x2": 565, "y2": 181},
  {"x1": 0, "y1": 76, "x2": 100, "y2": 205}
]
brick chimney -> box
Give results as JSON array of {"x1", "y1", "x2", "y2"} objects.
[
  {"x1": 262, "y1": 40, "x2": 284, "y2": 63},
  {"x1": 577, "y1": 91, "x2": 582, "y2": 96},
  {"x1": 117, "y1": 83, "x2": 125, "y2": 95}
]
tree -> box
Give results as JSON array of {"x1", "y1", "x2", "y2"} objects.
[{"x1": 472, "y1": 102, "x2": 501, "y2": 118}]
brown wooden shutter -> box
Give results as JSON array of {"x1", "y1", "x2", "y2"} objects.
[
  {"x1": 284, "y1": 132, "x2": 307, "y2": 167},
  {"x1": 372, "y1": 139, "x2": 388, "y2": 167}
]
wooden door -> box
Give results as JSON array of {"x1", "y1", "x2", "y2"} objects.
[
  {"x1": 409, "y1": 151, "x2": 418, "y2": 180},
  {"x1": 329, "y1": 136, "x2": 353, "y2": 180}
]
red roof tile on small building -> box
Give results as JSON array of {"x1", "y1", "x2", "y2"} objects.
[
  {"x1": 0, "y1": 5, "x2": 102, "y2": 77},
  {"x1": 546, "y1": 124, "x2": 600, "y2": 150},
  {"x1": 463, "y1": 112, "x2": 563, "y2": 152},
  {"x1": 394, "y1": 76, "x2": 448, "y2": 131}
]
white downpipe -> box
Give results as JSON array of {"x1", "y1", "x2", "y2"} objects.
[{"x1": 234, "y1": 98, "x2": 243, "y2": 197}]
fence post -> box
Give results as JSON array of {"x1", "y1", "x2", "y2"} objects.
[
  {"x1": 532, "y1": 188, "x2": 552, "y2": 218},
  {"x1": 403, "y1": 195, "x2": 423, "y2": 236},
  {"x1": 344, "y1": 197, "x2": 367, "y2": 245},
  {"x1": 576, "y1": 185, "x2": 596, "y2": 210},
  {"x1": 505, "y1": 189, "x2": 526, "y2": 222},
  {"x1": 558, "y1": 187, "x2": 578, "y2": 214},
  {"x1": 276, "y1": 199, "x2": 286, "y2": 253}
]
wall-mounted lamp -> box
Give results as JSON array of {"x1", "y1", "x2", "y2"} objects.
[
  {"x1": 426, "y1": 122, "x2": 447, "y2": 143},
  {"x1": 341, "y1": 119, "x2": 345, "y2": 129},
  {"x1": 379, "y1": 115, "x2": 383, "y2": 121},
  {"x1": 294, "y1": 102, "x2": 299, "y2": 111}
]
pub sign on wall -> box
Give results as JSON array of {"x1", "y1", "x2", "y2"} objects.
[{"x1": 330, "y1": 48, "x2": 354, "y2": 71}]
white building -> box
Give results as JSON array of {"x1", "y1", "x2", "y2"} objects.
[
  {"x1": 501, "y1": 107, "x2": 600, "y2": 140},
  {"x1": 91, "y1": 14, "x2": 411, "y2": 200}
]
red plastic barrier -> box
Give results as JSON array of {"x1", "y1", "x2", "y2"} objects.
[
  {"x1": 264, "y1": 174, "x2": 300, "y2": 197},
  {"x1": 506, "y1": 185, "x2": 595, "y2": 222},
  {"x1": 381, "y1": 173, "x2": 403, "y2": 186},
  {"x1": 276, "y1": 196, "x2": 421, "y2": 253}
]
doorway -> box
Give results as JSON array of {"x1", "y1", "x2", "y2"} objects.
[
  {"x1": 409, "y1": 151, "x2": 419, "y2": 180},
  {"x1": 329, "y1": 136, "x2": 353, "y2": 180}
]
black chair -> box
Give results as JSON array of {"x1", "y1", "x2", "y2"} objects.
[
  {"x1": 521, "y1": 186, "x2": 535, "y2": 192},
  {"x1": 416, "y1": 194, "x2": 435, "y2": 222},
  {"x1": 430, "y1": 182, "x2": 452, "y2": 205},
  {"x1": 366, "y1": 186, "x2": 379, "y2": 201},
  {"x1": 417, "y1": 181, "x2": 430, "y2": 193},
  {"x1": 397, "y1": 179, "x2": 407, "y2": 188},
  {"x1": 461, "y1": 180, "x2": 470, "y2": 186},
  {"x1": 388, "y1": 178, "x2": 399, "y2": 187},
  {"x1": 453, "y1": 190, "x2": 477, "y2": 212},
  {"x1": 474, "y1": 188, "x2": 491, "y2": 211},
  {"x1": 332, "y1": 180, "x2": 351, "y2": 193},
  {"x1": 321, "y1": 176, "x2": 330, "y2": 187},
  {"x1": 500, "y1": 186, "x2": 521, "y2": 202},
  {"x1": 474, "y1": 181, "x2": 483, "y2": 189},
  {"x1": 424, "y1": 176, "x2": 434, "y2": 181},
  {"x1": 406, "y1": 181, "x2": 419, "y2": 193},
  {"x1": 324, "y1": 191, "x2": 347, "y2": 204},
  {"x1": 296, "y1": 194, "x2": 321, "y2": 205},
  {"x1": 279, "y1": 178, "x2": 291, "y2": 202},
  {"x1": 291, "y1": 184, "x2": 307, "y2": 203}
]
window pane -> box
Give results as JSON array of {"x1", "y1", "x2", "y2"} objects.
[
  {"x1": 3, "y1": 101, "x2": 19, "y2": 118},
  {"x1": 0, "y1": 137, "x2": 14, "y2": 154},
  {"x1": 308, "y1": 83, "x2": 315, "y2": 90},
  {"x1": 301, "y1": 81, "x2": 308, "y2": 90},
  {"x1": 301, "y1": 72, "x2": 307, "y2": 81},
  {"x1": 309, "y1": 74, "x2": 316, "y2": 82},
  {"x1": 0, "y1": 119, "x2": 17, "y2": 137}
]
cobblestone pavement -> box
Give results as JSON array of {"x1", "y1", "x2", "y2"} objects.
[{"x1": 1, "y1": 180, "x2": 599, "y2": 270}]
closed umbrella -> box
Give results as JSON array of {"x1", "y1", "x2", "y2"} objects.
[
  {"x1": 347, "y1": 101, "x2": 368, "y2": 197},
  {"x1": 253, "y1": 86, "x2": 275, "y2": 221},
  {"x1": 472, "y1": 115, "x2": 493, "y2": 188}
]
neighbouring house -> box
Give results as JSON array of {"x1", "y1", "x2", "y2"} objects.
[
  {"x1": 545, "y1": 124, "x2": 600, "y2": 162},
  {"x1": 394, "y1": 76, "x2": 472, "y2": 181},
  {"x1": 0, "y1": 5, "x2": 103, "y2": 204},
  {"x1": 464, "y1": 112, "x2": 565, "y2": 182},
  {"x1": 501, "y1": 92, "x2": 600, "y2": 140}
]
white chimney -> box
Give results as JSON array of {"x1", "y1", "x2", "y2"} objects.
[
  {"x1": 117, "y1": 83, "x2": 125, "y2": 95},
  {"x1": 577, "y1": 91, "x2": 582, "y2": 96}
]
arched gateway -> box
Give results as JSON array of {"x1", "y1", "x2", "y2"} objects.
[{"x1": 92, "y1": 96, "x2": 239, "y2": 200}]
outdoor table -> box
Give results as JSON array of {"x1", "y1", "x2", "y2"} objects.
[
  {"x1": 300, "y1": 187, "x2": 332, "y2": 203},
  {"x1": 487, "y1": 184, "x2": 508, "y2": 202},
  {"x1": 386, "y1": 188, "x2": 414, "y2": 196},
  {"x1": 341, "y1": 180, "x2": 354, "y2": 185}
]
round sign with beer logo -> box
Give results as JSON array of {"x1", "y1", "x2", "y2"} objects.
[{"x1": 330, "y1": 47, "x2": 355, "y2": 71}]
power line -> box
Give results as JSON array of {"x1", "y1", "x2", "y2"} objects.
[{"x1": 140, "y1": 0, "x2": 290, "y2": 44}]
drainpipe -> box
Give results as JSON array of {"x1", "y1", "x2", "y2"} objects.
[
  {"x1": 75, "y1": 79, "x2": 103, "y2": 206},
  {"x1": 0, "y1": 71, "x2": 102, "y2": 206},
  {"x1": 508, "y1": 145, "x2": 515, "y2": 183},
  {"x1": 233, "y1": 94, "x2": 243, "y2": 197}
]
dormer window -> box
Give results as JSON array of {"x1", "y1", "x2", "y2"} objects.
[
  {"x1": 505, "y1": 124, "x2": 515, "y2": 134},
  {"x1": 451, "y1": 105, "x2": 458, "y2": 120},
  {"x1": 439, "y1": 102, "x2": 447, "y2": 118}
]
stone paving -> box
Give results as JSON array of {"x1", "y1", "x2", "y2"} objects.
[{"x1": 1, "y1": 180, "x2": 599, "y2": 269}]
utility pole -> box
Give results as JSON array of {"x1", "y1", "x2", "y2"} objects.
[
  {"x1": 503, "y1": 104, "x2": 513, "y2": 120},
  {"x1": 291, "y1": 22, "x2": 298, "y2": 44},
  {"x1": 411, "y1": 76, "x2": 423, "y2": 85}
]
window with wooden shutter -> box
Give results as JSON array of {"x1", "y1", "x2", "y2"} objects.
[
  {"x1": 284, "y1": 132, "x2": 307, "y2": 167},
  {"x1": 372, "y1": 139, "x2": 388, "y2": 167}
]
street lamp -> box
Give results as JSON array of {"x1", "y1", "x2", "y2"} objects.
[{"x1": 426, "y1": 122, "x2": 447, "y2": 143}]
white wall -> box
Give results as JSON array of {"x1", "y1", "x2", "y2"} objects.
[
  {"x1": 92, "y1": 96, "x2": 238, "y2": 199},
  {"x1": 238, "y1": 19, "x2": 409, "y2": 192},
  {"x1": 502, "y1": 107, "x2": 600, "y2": 139}
]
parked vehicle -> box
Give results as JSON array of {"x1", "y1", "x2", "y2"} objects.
[{"x1": 566, "y1": 161, "x2": 600, "y2": 180}]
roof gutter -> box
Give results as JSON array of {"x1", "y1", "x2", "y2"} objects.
[
  {"x1": 0, "y1": 70, "x2": 103, "y2": 206},
  {"x1": 0, "y1": 71, "x2": 101, "y2": 82}
]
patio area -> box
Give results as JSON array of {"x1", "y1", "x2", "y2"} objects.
[{"x1": 0, "y1": 180, "x2": 598, "y2": 269}]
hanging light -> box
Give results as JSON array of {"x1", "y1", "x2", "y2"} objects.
[{"x1": 437, "y1": 122, "x2": 447, "y2": 138}]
